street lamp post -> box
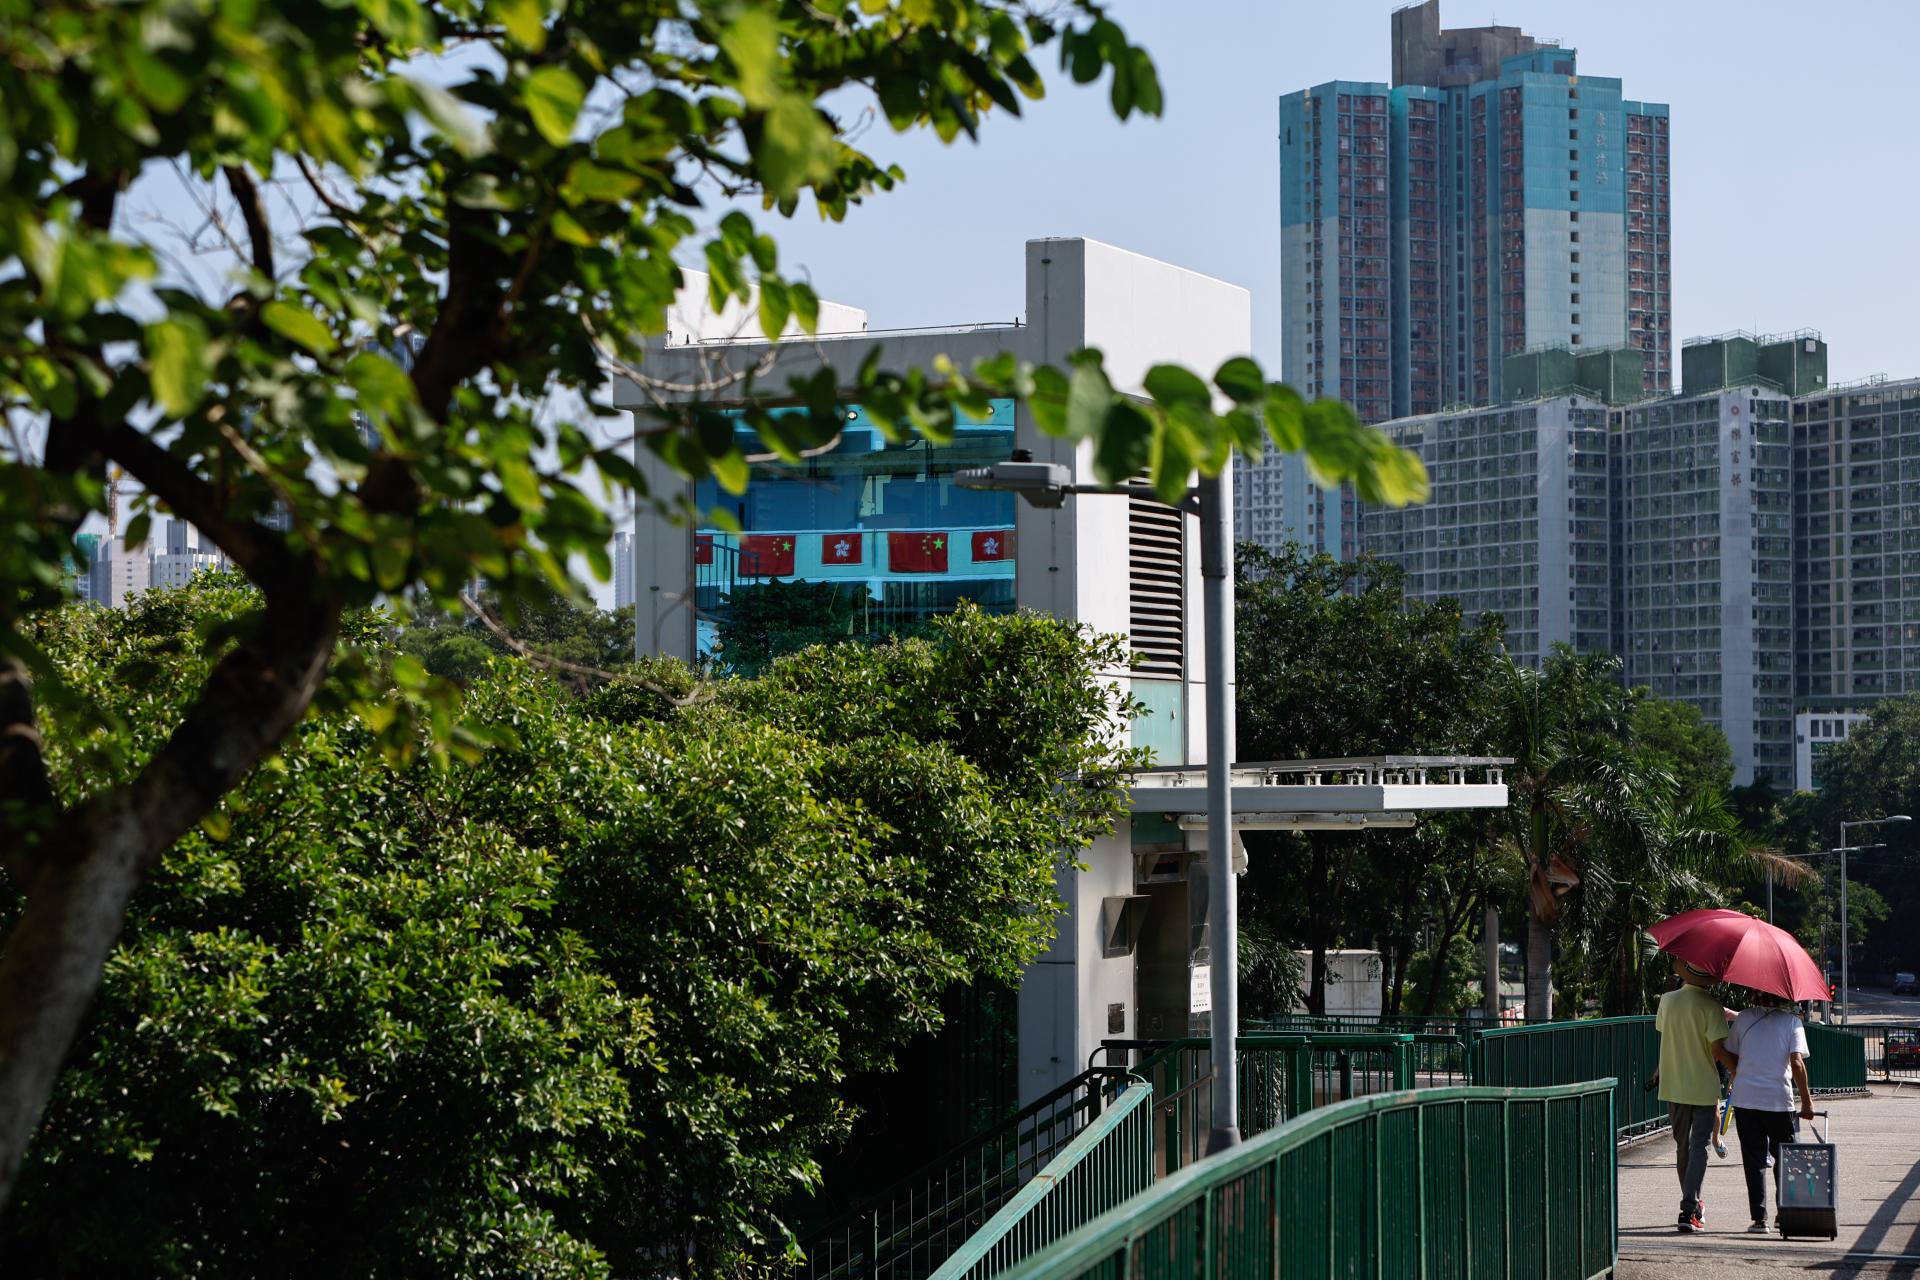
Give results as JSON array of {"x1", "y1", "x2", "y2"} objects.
[
  {"x1": 957, "y1": 454, "x2": 1241, "y2": 1152},
  {"x1": 1836, "y1": 814, "x2": 1911, "y2": 1024}
]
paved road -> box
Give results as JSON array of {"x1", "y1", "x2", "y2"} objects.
[
  {"x1": 1841, "y1": 986, "x2": 1920, "y2": 1025},
  {"x1": 1617, "y1": 1085, "x2": 1920, "y2": 1279}
]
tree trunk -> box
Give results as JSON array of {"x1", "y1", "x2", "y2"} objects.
[
  {"x1": 0, "y1": 597, "x2": 336, "y2": 1207},
  {"x1": 1605, "y1": 928, "x2": 1639, "y2": 1016},
  {"x1": 1306, "y1": 840, "x2": 1329, "y2": 1016},
  {"x1": 1482, "y1": 904, "x2": 1501, "y2": 1022},
  {"x1": 1524, "y1": 912, "x2": 1554, "y2": 1022},
  {"x1": 0, "y1": 827, "x2": 154, "y2": 1205}
]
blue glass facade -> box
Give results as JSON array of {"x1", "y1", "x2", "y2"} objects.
[
  {"x1": 1255, "y1": 14, "x2": 1670, "y2": 563},
  {"x1": 692, "y1": 399, "x2": 1017, "y2": 656}
]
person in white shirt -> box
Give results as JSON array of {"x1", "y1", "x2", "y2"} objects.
[{"x1": 1723, "y1": 990, "x2": 1817, "y2": 1233}]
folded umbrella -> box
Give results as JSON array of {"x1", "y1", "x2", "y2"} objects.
[{"x1": 1648, "y1": 908, "x2": 1829, "y2": 1003}]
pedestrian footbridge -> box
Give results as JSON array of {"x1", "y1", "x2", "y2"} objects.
[{"x1": 800, "y1": 1018, "x2": 1878, "y2": 1280}]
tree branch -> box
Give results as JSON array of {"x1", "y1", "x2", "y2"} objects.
[
  {"x1": 409, "y1": 207, "x2": 513, "y2": 423},
  {"x1": 221, "y1": 163, "x2": 275, "y2": 280},
  {"x1": 85, "y1": 417, "x2": 294, "y2": 584}
]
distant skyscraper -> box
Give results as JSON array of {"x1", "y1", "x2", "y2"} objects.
[
  {"x1": 612, "y1": 530, "x2": 635, "y2": 610},
  {"x1": 92, "y1": 537, "x2": 151, "y2": 608},
  {"x1": 1243, "y1": 0, "x2": 1670, "y2": 558}
]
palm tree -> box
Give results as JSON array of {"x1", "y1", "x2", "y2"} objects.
[
  {"x1": 1490, "y1": 647, "x2": 1633, "y2": 1022},
  {"x1": 1569, "y1": 764, "x2": 1742, "y2": 1014},
  {"x1": 1572, "y1": 771, "x2": 1819, "y2": 1015}
]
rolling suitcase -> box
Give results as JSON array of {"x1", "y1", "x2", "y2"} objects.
[{"x1": 1776, "y1": 1112, "x2": 1837, "y2": 1240}]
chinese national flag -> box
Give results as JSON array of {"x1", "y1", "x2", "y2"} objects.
[
  {"x1": 741, "y1": 533, "x2": 795, "y2": 577},
  {"x1": 888, "y1": 531, "x2": 949, "y2": 573},
  {"x1": 694, "y1": 534, "x2": 714, "y2": 566},
  {"x1": 820, "y1": 532, "x2": 864, "y2": 565},
  {"x1": 971, "y1": 529, "x2": 1015, "y2": 562}
]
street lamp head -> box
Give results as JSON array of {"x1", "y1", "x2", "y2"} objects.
[
  {"x1": 1885, "y1": 815, "x2": 1912, "y2": 823},
  {"x1": 954, "y1": 458, "x2": 1073, "y2": 508}
]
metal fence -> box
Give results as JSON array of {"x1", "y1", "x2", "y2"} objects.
[
  {"x1": 1802, "y1": 1021, "x2": 1869, "y2": 1093},
  {"x1": 1816, "y1": 1023, "x2": 1918, "y2": 1085},
  {"x1": 1472, "y1": 1016, "x2": 1664, "y2": 1138},
  {"x1": 1249, "y1": 1012, "x2": 1518, "y2": 1037},
  {"x1": 800, "y1": 1067, "x2": 1131, "y2": 1280},
  {"x1": 1091, "y1": 1035, "x2": 1417, "y2": 1175},
  {"x1": 994, "y1": 1081, "x2": 1619, "y2": 1280},
  {"x1": 927, "y1": 1086, "x2": 1158, "y2": 1280}
]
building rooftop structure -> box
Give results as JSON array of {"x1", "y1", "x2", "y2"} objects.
[{"x1": 1390, "y1": 0, "x2": 1557, "y2": 88}]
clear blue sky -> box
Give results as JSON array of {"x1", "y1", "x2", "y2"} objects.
[{"x1": 745, "y1": 0, "x2": 1918, "y2": 386}]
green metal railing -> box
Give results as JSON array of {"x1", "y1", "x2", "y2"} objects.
[
  {"x1": 927, "y1": 1085, "x2": 1157, "y2": 1280},
  {"x1": 1249, "y1": 1012, "x2": 1517, "y2": 1037},
  {"x1": 994, "y1": 1080, "x2": 1619, "y2": 1280},
  {"x1": 799, "y1": 1067, "x2": 1131, "y2": 1280},
  {"x1": 1472, "y1": 1016, "x2": 1662, "y2": 1138},
  {"x1": 1803, "y1": 1021, "x2": 1869, "y2": 1093},
  {"x1": 806, "y1": 1019, "x2": 1660, "y2": 1280},
  {"x1": 1093, "y1": 1035, "x2": 1417, "y2": 1174}
]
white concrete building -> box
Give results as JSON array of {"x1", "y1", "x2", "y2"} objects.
[
  {"x1": 90, "y1": 537, "x2": 151, "y2": 608},
  {"x1": 1796, "y1": 711, "x2": 1868, "y2": 793},
  {"x1": 613, "y1": 237, "x2": 1508, "y2": 1105},
  {"x1": 611, "y1": 531, "x2": 635, "y2": 610}
]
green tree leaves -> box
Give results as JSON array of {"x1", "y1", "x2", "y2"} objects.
[
  {"x1": 0, "y1": 0, "x2": 1429, "y2": 1221},
  {"x1": 145, "y1": 316, "x2": 211, "y2": 417},
  {"x1": 259, "y1": 301, "x2": 336, "y2": 356},
  {"x1": 523, "y1": 66, "x2": 585, "y2": 146},
  {"x1": 11, "y1": 583, "x2": 1138, "y2": 1275}
]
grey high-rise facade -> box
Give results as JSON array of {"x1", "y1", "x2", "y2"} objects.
[
  {"x1": 1358, "y1": 330, "x2": 1869, "y2": 790},
  {"x1": 1242, "y1": 0, "x2": 1671, "y2": 559},
  {"x1": 1364, "y1": 395, "x2": 1612, "y2": 667},
  {"x1": 1791, "y1": 377, "x2": 1920, "y2": 713}
]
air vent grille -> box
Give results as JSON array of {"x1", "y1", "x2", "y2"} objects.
[{"x1": 1128, "y1": 496, "x2": 1185, "y2": 677}]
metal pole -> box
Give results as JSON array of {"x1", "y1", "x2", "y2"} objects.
[
  {"x1": 1766, "y1": 865, "x2": 1773, "y2": 924},
  {"x1": 1482, "y1": 904, "x2": 1501, "y2": 1022},
  {"x1": 1840, "y1": 821, "x2": 1850, "y2": 1027},
  {"x1": 1198, "y1": 470, "x2": 1239, "y2": 1154}
]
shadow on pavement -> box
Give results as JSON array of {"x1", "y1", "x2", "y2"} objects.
[{"x1": 1844, "y1": 1148, "x2": 1920, "y2": 1260}]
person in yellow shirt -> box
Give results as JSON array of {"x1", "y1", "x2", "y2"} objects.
[{"x1": 1656, "y1": 956, "x2": 1740, "y2": 1233}]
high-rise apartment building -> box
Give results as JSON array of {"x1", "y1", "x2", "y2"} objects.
[
  {"x1": 1791, "y1": 375, "x2": 1920, "y2": 713},
  {"x1": 1245, "y1": 0, "x2": 1670, "y2": 558},
  {"x1": 1359, "y1": 329, "x2": 1857, "y2": 789},
  {"x1": 1364, "y1": 393, "x2": 1613, "y2": 667},
  {"x1": 1615, "y1": 380, "x2": 1794, "y2": 784}
]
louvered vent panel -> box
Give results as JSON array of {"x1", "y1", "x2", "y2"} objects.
[{"x1": 1128, "y1": 496, "x2": 1185, "y2": 677}]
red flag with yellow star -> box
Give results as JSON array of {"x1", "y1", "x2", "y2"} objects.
[
  {"x1": 888, "y1": 531, "x2": 949, "y2": 573},
  {"x1": 741, "y1": 533, "x2": 795, "y2": 577}
]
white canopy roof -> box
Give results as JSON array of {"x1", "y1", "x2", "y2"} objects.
[{"x1": 1129, "y1": 755, "x2": 1509, "y2": 832}]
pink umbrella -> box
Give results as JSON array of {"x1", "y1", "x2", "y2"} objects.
[{"x1": 1647, "y1": 908, "x2": 1829, "y2": 1002}]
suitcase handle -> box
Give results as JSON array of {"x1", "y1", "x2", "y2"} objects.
[{"x1": 1807, "y1": 1110, "x2": 1829, "y2": 1145}]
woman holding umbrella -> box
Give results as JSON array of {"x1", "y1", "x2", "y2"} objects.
[
  {"x1": 1649, "y1": 908, "x2": 1831, "y2": 1235},
  {"x1": 1725, "y1": 991, "x2": 1817, "y2": 1232}
]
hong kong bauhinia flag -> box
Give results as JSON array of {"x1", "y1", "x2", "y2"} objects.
[
  {"x1": 971, "y1": 529, "x2": 1015, "y2": 562},
  {"x1": 741, "y1": 533, "x2": 795, "y2": 577},
  {"x1": 888, "y1": 531, "x2": 949, "y2": 573},
  {"x1": 820, "y1": 532, "x2": 864, "y2": 565},
  {"x1": 694, "y1": 534, "x2": 713, "y2": 566}
]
